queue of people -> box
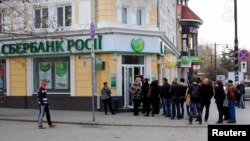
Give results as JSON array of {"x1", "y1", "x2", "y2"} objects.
[
  {"x1": 128, "y1": 76, "x2": 244, "y2": 125},
  {"x1": 98, "y1": 76, "x2": 244, "y2": 125}
]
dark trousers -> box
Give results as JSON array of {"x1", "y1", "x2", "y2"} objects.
[
  {"x1": 133, "y1": 99, "x2": 141, "y2": 115},
  {"x1": 179, "y1": 97, "x2": 185, "y2": 118},
  {"x1": 202, "y1": 103, "x2": 210, "y2": 121},
  {"x1": 145, "y1": 98, "x2": 154, "y2": 116},
  {"x1": 171, "y1": 98, "x2": 180, "y2": 118},
  {"x1": 223, "y1": 106, "x2": 230, "y2": 120},
  {"x1": 38, "y1": 105, "x2": 52, "y2": 126},
  {"x1": 216, "y1": 101, "x2": 224, "y2": 122},
  {"x1": 152, "y1": 98, "x2": 160, "y2": 114},
  {"x1": 142, "y1": 98, "x2": 147, "y2": 113},
  {"x1": 102, "y1": 99, "x2": 114, "y2": 114}
]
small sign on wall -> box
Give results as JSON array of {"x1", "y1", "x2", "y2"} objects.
[
  {"x1": 241, "y1": 61, "x2": 247, "y2": 73},
  {"x1": 110, "y1": 73, "x2": 117, "y2": 88}
]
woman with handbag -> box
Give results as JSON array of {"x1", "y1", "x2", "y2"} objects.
[{"x1": 101, "y1": 82, "x2": 115, "y2": 115}]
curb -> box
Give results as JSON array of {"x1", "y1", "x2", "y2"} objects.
[{"x1": 0, "y1": 118, "x2": 208, "y2": 128}]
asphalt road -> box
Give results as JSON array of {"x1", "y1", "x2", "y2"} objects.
[{"x1": 0, "y1": 120, "x2": 207, "y2": 141}]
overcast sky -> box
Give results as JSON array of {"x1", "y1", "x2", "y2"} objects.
[{"x1": 189, "y1": 0, "x2": 249, "y2": 50}]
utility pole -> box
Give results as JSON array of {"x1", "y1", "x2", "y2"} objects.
[
  {"x1": 214, "y1": 42, "x2": 217, "y2": 81},
  {"x1": 90, "y1": 23, "x2": 96, "y2": 122},
  {"x1": 234, "y1": 0, "x2": 239, "y2": 84}
]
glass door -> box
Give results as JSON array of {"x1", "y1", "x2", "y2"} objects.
[{"x1": 122, "y1": 65, "x2": 144, "y2": 108}]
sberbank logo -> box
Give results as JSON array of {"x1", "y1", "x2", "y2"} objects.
[
  {"x1": 181, "y1": 56, "x2": 190, "y2": 65},
  {"x1": 131, "y1": 37, "x2": 144, "y2": 53}
]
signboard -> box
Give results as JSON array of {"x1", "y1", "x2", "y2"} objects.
[
  {"x1": 110, "y1": 73, "x2": 117, "y2": 88},
  {"x1": 164, "y1": 53, "x2": 177, "y2": 68},
  {"x1": 241, "y1": 61, "x2": 247, "y2": 73},
  {"x1": 179, "y1": 56, "x2": 191, "y2": 68},
  {"x1": 238, "y1": 49, "x2": 249, "y2": 61},
  {"x1": 55, "y1": 62, "x2": 69, "y2": 89},
  {"x1": 216, "y1": 75, "x2": 226, "y2": 84},
  {"x1": 193, "y1": 65, "x2": 200, "y2": 70},
  {"x1": 38, "y1": 62, "x2": 52, "y2": 89}
]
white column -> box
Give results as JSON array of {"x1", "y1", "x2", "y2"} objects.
[{"x1": 70, "y1": 56, "x2": 76, "y2": 96}]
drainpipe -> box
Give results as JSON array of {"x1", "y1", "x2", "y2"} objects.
[
  {"x1": 157, "y1": 0, "x2": 160, "y2": 29},
  {"x1": 94, "y1": 0, "x2": 96, "y2": 25}
]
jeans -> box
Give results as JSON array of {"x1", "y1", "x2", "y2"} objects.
[
  {"x1": 162, "y1": 98, "x2": 171, "y2": 117},
  {"x1": 189, "y1": 101, "x2": 202, "y2": 123},
  {"x1": 239, "y1": 94, "x2": 245, "y2": 108},
  {"x1": 38, "y1": 104, "x2": 52, "y2": 126},
  {"x1": 228, "y1": 100, "x2": 236, "y2": 122}
]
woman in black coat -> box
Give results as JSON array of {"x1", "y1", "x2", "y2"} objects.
[{"x1": 214, "y1": 80, "x2": 225, "y2": 123}]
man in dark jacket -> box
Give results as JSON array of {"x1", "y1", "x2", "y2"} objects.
[
  {"x1": 37, "y1": 81, "x2": 56, "y2": 129},
  {"x1": 200, "y1": 78, "x2": 214, "y2": 122},
  {"x1": 179, "y1": 78, "x2": 187, "y2": 118},
  {"x1": 160, "y1": 78, "x2": 171, "y2": 117},
  {"x1": 236, "y1": 81, "x2": 245, "y2": 108},
  {"x1": 170, "y1": 78, "x2": 181, "y2": 119}
]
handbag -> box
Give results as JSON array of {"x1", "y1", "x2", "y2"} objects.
[{"x1": 223, "y1": 98, "x2": 228, "y2": 107}]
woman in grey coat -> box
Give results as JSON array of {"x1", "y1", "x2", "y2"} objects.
[{"x1": 101, "y1": 82, "x2": 115, "y2": 115}]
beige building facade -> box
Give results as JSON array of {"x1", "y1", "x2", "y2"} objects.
[{"x1": 0, "y1": 0, "x2": 179, "y2": 110}]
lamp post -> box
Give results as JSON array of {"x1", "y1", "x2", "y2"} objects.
[
  {"x1": 234, "y1": 0, "x2": 239, "y2": 84},
  {"x1": 90, "y1": 23, "x2": 96, "y2": 122},
  {"x1": 212, "y1": 43, "x2": 229, "y2": 81}
]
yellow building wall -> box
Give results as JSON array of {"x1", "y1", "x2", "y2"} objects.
[
  {"x1": 151, "y1": 55, "x2": 158, "y2": 80},
  {"x1": 75, "y1": 0, "x2": 79, "y2": 24},
  {"x1": 10, "y1": 58, "x2": 27, "y2": 96},
  {"x1": 75, "y1": 54, "x2": 117, "y2": 96},
  {"x1": 96, "y1": 0, "x2": 117, "y2": 22},
  {"x1": 149, "y1": 4, "x2": 157, "y2": 27}
]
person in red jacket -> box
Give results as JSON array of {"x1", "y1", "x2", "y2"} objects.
[{"x1": 37, "y1": 81, "x2": 56, "y2": 129}]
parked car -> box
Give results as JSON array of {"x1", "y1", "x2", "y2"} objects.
[{"x1": 244, "y1": 81, "x2": 250, "y2": 99}]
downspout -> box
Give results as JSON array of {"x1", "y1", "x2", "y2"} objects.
[
  {"x1": 156, "y1": 0, "x2": 161, "y2": 83},
  {"x1": 157, "y1": 0, "x2": 160, "y2": 29},
  {"x1": 94, "y1": 0, "x2": 96, "y2": 25}
]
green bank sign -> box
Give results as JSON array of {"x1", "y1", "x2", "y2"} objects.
[{"x1": 0, "y1": 35, "x2": 103, "y2": 57}]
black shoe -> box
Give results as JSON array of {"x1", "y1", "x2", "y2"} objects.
[
  {"x1": 216, "y1": 120, "x2": 223, "y2": 124},
  {"x1": 112, "y1": 112, "x2": 116, "y2": 115},
  {"x1": 144, "y1": 114, "x2": 149, "y2": 117},
  {"x1": 195, "y1": 118, "x2": 199, "y2": 121},
  {"x1": 170, "y1": 117, "x2": 175, "y2": 119}
]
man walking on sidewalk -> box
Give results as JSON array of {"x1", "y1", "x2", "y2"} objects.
[{"x1": 37, "y1": 81, "x2": 56, "y2": 129}]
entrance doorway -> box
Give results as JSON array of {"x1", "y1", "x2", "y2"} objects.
[{"x1": 122, "y1": 56, "x2": 144, "y2": 108}]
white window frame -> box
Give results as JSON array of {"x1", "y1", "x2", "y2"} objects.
[
  {"x1": 136, "y1": 9, "x2": 142, "y2": 26},
  {"x1": 34, "y1": 8, "x2": 48, "y2": 29},
  {"x1": 121, "y1": 7, "x2": 128, "y2": 24},
  {"x1": 57, "y1": 5, "x2": 72, "y2": 27}
]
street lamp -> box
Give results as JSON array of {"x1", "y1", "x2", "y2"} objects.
[
  {"x1": 213, "y1": 43, "x2": 229, "y2": 81},
  {"x1": 234, "y1": 0, "x2": 239, "y2": 83}
]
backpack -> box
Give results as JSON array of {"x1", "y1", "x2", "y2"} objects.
[{"x1": 190, "y1": 84, "x2": 200, "y2": 98}]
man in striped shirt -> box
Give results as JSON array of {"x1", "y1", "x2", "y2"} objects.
[{"x1": 37, "y1": 81, "x2": 56, "y2": 129}]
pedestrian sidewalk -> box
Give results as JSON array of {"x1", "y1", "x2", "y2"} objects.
[{"x1": 0, "y1": 102, "x2": 249, "y2": 127}]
